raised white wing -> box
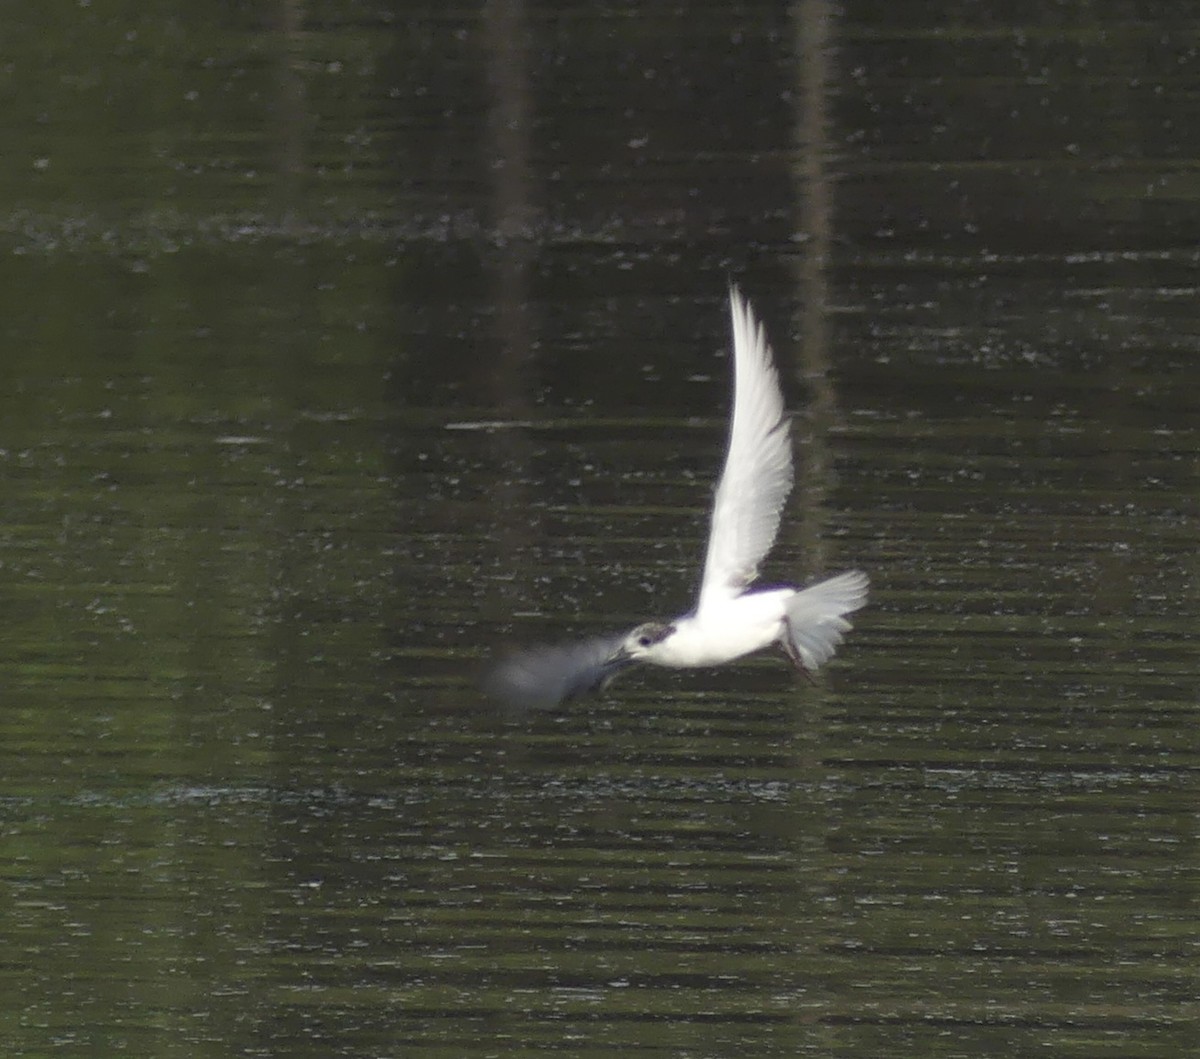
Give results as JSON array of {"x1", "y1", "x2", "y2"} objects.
[{"x1": 695, "y1": 287, "x2": 793, "y2": 615}]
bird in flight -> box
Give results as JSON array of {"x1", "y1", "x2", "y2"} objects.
[{"x1": 485, "y1": 286, "x2": 867, "y2": 710}]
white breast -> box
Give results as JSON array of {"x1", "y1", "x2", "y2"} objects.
[{"x1": 648, "y1": 589, "x2": 793, "y2": 668}]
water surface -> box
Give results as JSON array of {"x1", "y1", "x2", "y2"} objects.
[{"x1": 1, "y1": 3, "x2": 1197, "y2": 1057}]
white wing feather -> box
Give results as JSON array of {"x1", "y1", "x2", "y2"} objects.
[
  {"x1": 784, "y1": 570, "x2": 871, "y2": 670},
  {"x1": 695, "y1": 287, "x2": 793, "y2": 615}
]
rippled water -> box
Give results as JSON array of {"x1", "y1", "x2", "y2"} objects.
[{"x1": 2, "y1": 3, "x2": 1197, "y2": 1058}]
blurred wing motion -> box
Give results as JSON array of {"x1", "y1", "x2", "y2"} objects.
[
  {"x1": 483, "y1": 634, "x2": 632, "y2": 711},
  {"x1": 697, "y1": 287, "x2": 794, "y2": 615}
]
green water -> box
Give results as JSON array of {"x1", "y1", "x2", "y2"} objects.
[{"x1": 1, "y1": 3, "x2": 1197, "y2": 1057}]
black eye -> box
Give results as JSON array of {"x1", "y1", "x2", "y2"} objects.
[{"x1": 637, "y1": 634, "x2": 652, "y2": 647}]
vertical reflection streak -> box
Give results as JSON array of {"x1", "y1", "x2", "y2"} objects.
[
  {"x1": 789, "y1": 2, "x2": 844, "y2": 1046},
  {"x1": 792, "y1": 0, "x2": 838, "y2": 573},
  {"x1": 482, "y1": 0, "x2": 543, "y2": 634}
]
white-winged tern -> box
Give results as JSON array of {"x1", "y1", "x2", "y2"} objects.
[{"x1": 486, "y1": 286, "x2": 868, "y2": 709}]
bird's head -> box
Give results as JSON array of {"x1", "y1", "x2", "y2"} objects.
[{"x1": 619, "y1": 621, "x2": 676, "y2": 661}]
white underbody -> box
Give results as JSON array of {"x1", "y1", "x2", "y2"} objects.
[
  {"x1": 634, "y1": 568, "x2": 868, "y2": 673},
  {"x1": 650, "y1": 589, "x2": 793, "y2": 668}
]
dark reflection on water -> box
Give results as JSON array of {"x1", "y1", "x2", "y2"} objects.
[{"x1": 1, "y1": 2, "x2": 1198, "y2": 1058}]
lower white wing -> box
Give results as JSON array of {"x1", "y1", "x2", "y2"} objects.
[{"x1": 696, "y1": 287, "x2": 793, "y2": 615}]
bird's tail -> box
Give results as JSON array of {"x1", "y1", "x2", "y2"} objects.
[{"x1": 781, "y1": 570, "x2": 869, "y2": 672}]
